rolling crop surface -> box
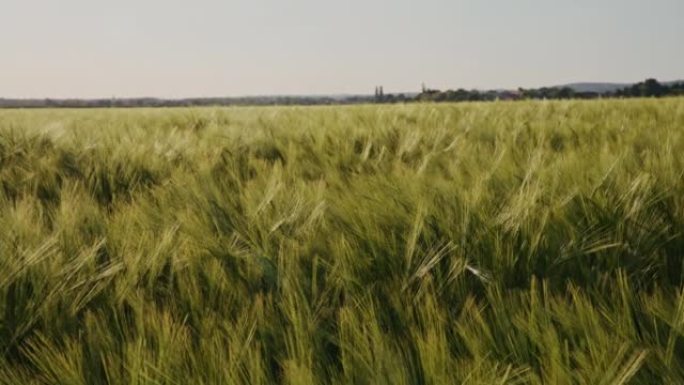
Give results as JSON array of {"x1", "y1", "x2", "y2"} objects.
[{"x1": 1, "y1": 99, "x2": 684, "y2": 384}]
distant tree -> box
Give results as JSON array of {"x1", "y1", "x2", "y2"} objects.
[
  {"x1": 556, "y1": 87, "x2": 575, "y2": 99},
  {"x1": 640, "y1": 78, "x2": 664, "y2": 97}
]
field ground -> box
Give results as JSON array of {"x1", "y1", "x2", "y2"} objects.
[{"x1": 1, "y1": 99, "x2": 684, "y2": 384}]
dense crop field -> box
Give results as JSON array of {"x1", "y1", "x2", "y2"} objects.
[{"x1": 1, "y1": 99, "x2": 683, "y2": 384}]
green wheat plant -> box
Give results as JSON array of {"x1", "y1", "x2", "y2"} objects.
[{"x1": 0, "y1": 99, "x2": 683, "y2": 384}]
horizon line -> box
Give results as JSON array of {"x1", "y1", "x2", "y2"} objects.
[{"x1": 2, "y1": 77, "x2": 682, "y2": 101}]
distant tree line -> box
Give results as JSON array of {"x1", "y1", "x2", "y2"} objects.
[
  {"x1": 613, "y1": 79, "x2": 684, "y2": 98},
  {"x1": 1, "y1": 79, "x2": 683, "y2": 108},
  {"x1": 415, "y1": 86, "x2": 594, "y2": 102},
  {"x1": 0, "y1": 96, "x2": 350, "y2": 109},
  {"x1": 416, "y1": 78, "x2": 684, "y2": 103},
  {"x1": 416, "y1": 88, "x2": 517, "y2": 102}
]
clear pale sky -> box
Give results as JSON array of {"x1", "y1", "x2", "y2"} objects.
[{"x1": 1, "y1": 0, "x2": 682, "y2": 98}]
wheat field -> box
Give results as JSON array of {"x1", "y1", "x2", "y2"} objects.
[{"x1": 1, "y1": 99, "x2": 683, "y2": 384}]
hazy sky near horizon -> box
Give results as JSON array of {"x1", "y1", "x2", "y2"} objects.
[{"x1": 1, "y1": 0, "x2": 683, "y2": 98}]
